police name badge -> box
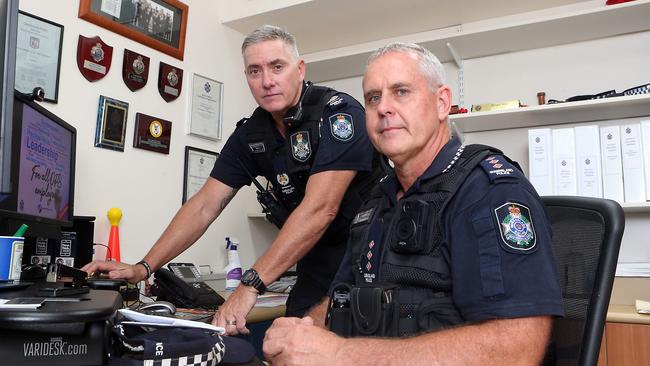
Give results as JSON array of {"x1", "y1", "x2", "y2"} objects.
[
  {"x1": 290, "y1": 131, "x2": 311, "y2": 162},
  {"x1": 329, "y1": 113, "x2": 354, "y2": 142},
  {"x1": 494, "y1": 202, "x2": 536, "y2": 253},
  {"x1": 248, "y1": 142, "x2": 265, "y2": 154}
]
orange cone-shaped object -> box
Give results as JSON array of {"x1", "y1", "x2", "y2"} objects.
[{"x1": 106, "y1": 208, "x2": 122, "y2": 261}]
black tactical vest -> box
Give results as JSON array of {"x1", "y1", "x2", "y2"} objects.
[
  {"x1": 239, "y1": 84, "x2": 384, "y2": 234},
  {"x1": 347, "y1": 144, "x2": 505, "y2": 336}
]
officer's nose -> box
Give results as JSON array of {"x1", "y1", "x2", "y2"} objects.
[
  {"x1": 262, "y1": 70, "x2": 275, "y2": 89},
  {"x1": 376, "y1": 96, "x2": 394, "y2": 117}
]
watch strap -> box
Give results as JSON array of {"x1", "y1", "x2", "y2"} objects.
[{"x1": 242, "y1": 268, "x2": 266, "y2": 295}]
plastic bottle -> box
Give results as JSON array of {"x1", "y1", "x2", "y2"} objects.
[{"x1": 224, "y1": 237, "x2": 242, "y2": 290}]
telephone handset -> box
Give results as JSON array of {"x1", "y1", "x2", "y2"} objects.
[{"x1": 153, "y1": 263, "x2": 224, "y2": 309}]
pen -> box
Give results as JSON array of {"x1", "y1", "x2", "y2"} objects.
[{"x1": 13, "y1": 224, "x2": 28, "y2": 237}]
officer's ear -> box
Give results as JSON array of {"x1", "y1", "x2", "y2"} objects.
[
  {"x1": 436, "y1": 85, "x2": 452, "y2": 121},
  {"x1": 297, "y1": 58, "x2": 305, "y2": 82}
]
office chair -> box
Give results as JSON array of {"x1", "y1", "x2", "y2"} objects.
[{"x1": 541, "y1": 196, "x2": 625, "y2": 366}]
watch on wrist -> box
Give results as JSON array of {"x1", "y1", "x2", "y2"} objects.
[{"x1": 241, "y1": 268, "x2": 266, "y2": 295}]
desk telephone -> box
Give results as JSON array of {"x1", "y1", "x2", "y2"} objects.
[{"x1": 153, "y1": 263, "x2": 225, "y2": 309}]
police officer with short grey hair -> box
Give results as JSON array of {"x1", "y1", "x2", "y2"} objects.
[
  {"x1": 262, "y1": 42, "x2": 563, "y2": 365},
  {"x1": 83, "y1": 25, "x2": 380, "y2": 336}
]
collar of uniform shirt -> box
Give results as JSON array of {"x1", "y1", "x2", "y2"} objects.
[{"x1": 379, "y1": 137, "x2": 463, "y2": 201}]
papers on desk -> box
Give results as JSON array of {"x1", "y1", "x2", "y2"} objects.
[
  {"x1": 0, "y1": 297, "x2": 45, "y2": 309},
  {"x1": 118, "y1": 309, "x2": 225, "y2": 334},
  {"x1": 255, "y1": 293, "x2": 289, "y2": 308},
  {"x1": 635, "y1": 300, "x2": 650, "y2": 315}
]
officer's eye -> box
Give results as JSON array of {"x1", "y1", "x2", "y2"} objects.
[
  {"x1": 247, "y1": 68, "x2": 261, "y2": 78},
  {"x1": 272, "y1": 64, "x2": 284, "y2": 73},
  {"x1": 396, "y1": 88, "x2": 409, "y2": 97},
  {"x1": 366, "y1": 94, "x2": 381, "y2": 104}
]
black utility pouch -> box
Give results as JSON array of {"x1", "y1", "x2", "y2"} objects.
[
  {"x1": 350, "y1": 283, "x2": 399, "y2": 337},
  {"x1": 327, "y1": 283, "x2": 353, "y2": 337}
]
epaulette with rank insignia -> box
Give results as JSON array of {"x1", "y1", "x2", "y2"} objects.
[
  {"x1": 479, "y1": 155, "x2": 520, "y2": 184},
  {"x1": 236, "y1": 117, "x2": 248, "y2": 128},
  {"x1": 326, "y1": 94, "x2": 348, "y2": 111}
]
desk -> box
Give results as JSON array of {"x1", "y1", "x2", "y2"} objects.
[{"x1": 0, "y1": 286, "x2": 121, "y2": 366}]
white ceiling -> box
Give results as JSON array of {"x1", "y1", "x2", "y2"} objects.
[{"x1": 221, "y1": 0, "x2": 595, "y2": 55}]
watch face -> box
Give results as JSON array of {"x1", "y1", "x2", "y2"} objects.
[{"x1": 242, "y1": 270, "x2": 255, "y2": 283}]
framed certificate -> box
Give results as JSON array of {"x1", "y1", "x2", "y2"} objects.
[
  {"x1": 95, "y1": 95, "x2": 129, "y2": 152},
  {"x1": 183, "y1": 146, "x2": 219, "y2": 203},
  {"x1": 15, "y1": 11, "x2": 64, "y2": 103},
  {"x1": 189, "y1": 73, "x2": 223, "y2": 141}
]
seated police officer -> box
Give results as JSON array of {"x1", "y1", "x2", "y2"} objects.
[
  {"x1": 262, "y1": 42, "x2": 564, "y2": 365},
  {"x1": 82, "y1": 25, "x2": 380, "y2": 336}
]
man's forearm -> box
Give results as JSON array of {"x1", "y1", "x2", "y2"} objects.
[
  {"x1": 252, "y1": 170, "x2": 356, "y2": 286},
  {"x1": 334, "y1": 316, "x2": 552, "y2": 366},
  {"x1": 143, "y1": 179, "x2": 236, "y2": 271},
  {"x1": 253, "y1": 198, "x2": 337, "y2": 285}
]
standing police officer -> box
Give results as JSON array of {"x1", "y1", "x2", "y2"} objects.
[
  {"x1": 263, "y1": 42, "x2": 564, "y2": 365},
  {"x1": 83, "y1": 25, "x2": 380, "y2": 336}
]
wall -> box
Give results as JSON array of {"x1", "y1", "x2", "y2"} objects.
[
  {"x1": 18, "y1": 0, "x2": 276, "y2": 272},
  {"x1": 322, "y1": 30, "x2": 650, "y2": 264}
]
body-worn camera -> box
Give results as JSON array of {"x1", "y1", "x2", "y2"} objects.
[{"x1": 389, "y1": 199, "x2": 432, "y2": 254}]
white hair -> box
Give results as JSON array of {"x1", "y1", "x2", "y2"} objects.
[
  {"x1": 367, "y1": 42, "x2": 446, "y2": 90},
  {"x1": 241, "y1": 25, "x2": 299, "y2": 59}
]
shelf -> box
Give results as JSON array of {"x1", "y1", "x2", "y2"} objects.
[
  {"x1": 450, "y1": 94, "x2": 650, "y2": 133},
  {"x1": 302, "y1": 0, "x2": 650, "y2": 82},
  {"x1": 621, "y1": 202, "x2": 650, "y2": 214},
  {"x1": 221, "y1": 0, "x2": 587, "y2": 55}
]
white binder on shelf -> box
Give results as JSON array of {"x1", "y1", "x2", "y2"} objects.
[
  {"x1": 600, "y1": 125, "x2": 624, "y2": 203},
  {"x1": 641, "y1": 120, "x2": 650, "y2": 202},
  {"x1": 574, "y1": 125, "x2": 603, "y2": 198},
  {"x1": 528, "y1": 128, "x2": 553, "y2": 196},
  {"x1": 552, "y1": 128, "x2": 577, "y2": 196},
  {"x1": 620, "y1": 123, "x2": 646, "y2": 203}
]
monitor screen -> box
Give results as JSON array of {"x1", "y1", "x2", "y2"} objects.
[
  {"x1": 0, "y1": 92, "x2": 76, "y2": 234},
  {"x1": 17, "y1": 102, "x2": 72, "y2": 220}
]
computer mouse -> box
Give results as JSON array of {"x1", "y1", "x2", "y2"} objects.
[{"x1": 139, "y1": 301, "x2": 176, "y2": 315}]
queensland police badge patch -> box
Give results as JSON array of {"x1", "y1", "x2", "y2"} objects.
[
  {"x1": 290, "y1": 131, "x2": 311, "y2": 162},
  {"x1": 329, "y1": 113, "x2": 354, "y2": 142},
  {"x1": 494, "y1": 202, "x2": 536, "y2": 253}
]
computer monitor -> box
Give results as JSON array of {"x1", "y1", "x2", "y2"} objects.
[{"x1": 0, "y1": 91, "x2": 76, "y2": 237}]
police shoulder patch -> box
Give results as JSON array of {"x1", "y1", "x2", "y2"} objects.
[
  {"x1": 494, "y1": 202, "x2": 537, "y2": 253},
  {"x1": 329, "y1": 113, "x2": 354, "y2": 142}
]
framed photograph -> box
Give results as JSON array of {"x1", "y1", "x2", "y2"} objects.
[
  {"x1": 15, "y1": 11, "x2": 64, "y2": 103},
  {"x1": 95, "y1": 95, "x2": 129, "y2": 151},
  {"x1": 189, "y1": 73, "x2": 223, "y2": 141},
  {"x1": 183, "y1": 146, "x2": 218, "y2": 203},
  {"x1": 78, "y1": 0, "x2": 188, "y2": 60}
]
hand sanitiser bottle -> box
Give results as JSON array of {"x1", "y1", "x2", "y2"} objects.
[{"x1": 224, "y1": 237, "x2": 242, "y2": 290}]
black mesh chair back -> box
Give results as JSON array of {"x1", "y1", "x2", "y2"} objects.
[{"x1": 542, "y1": 196, "x2": 624, "y2": 366}]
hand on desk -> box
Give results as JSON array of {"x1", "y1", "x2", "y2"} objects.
[
  {"x1": 81, "y1": 260, "x2": 145, "y2": 284},
  {"x1": 212, "y1": 284, "x2": 258, "y2": 336},
  {"x1": 263, "y1": 316, "x2": 344, "y2": 366}
]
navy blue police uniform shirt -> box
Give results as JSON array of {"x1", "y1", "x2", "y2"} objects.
[
  {"x1": 332, "y1": 137, "x2": 564, "y2": 322},
  {"x1": 210, "y1": 89, "x2": 374, "y2": 313}
]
